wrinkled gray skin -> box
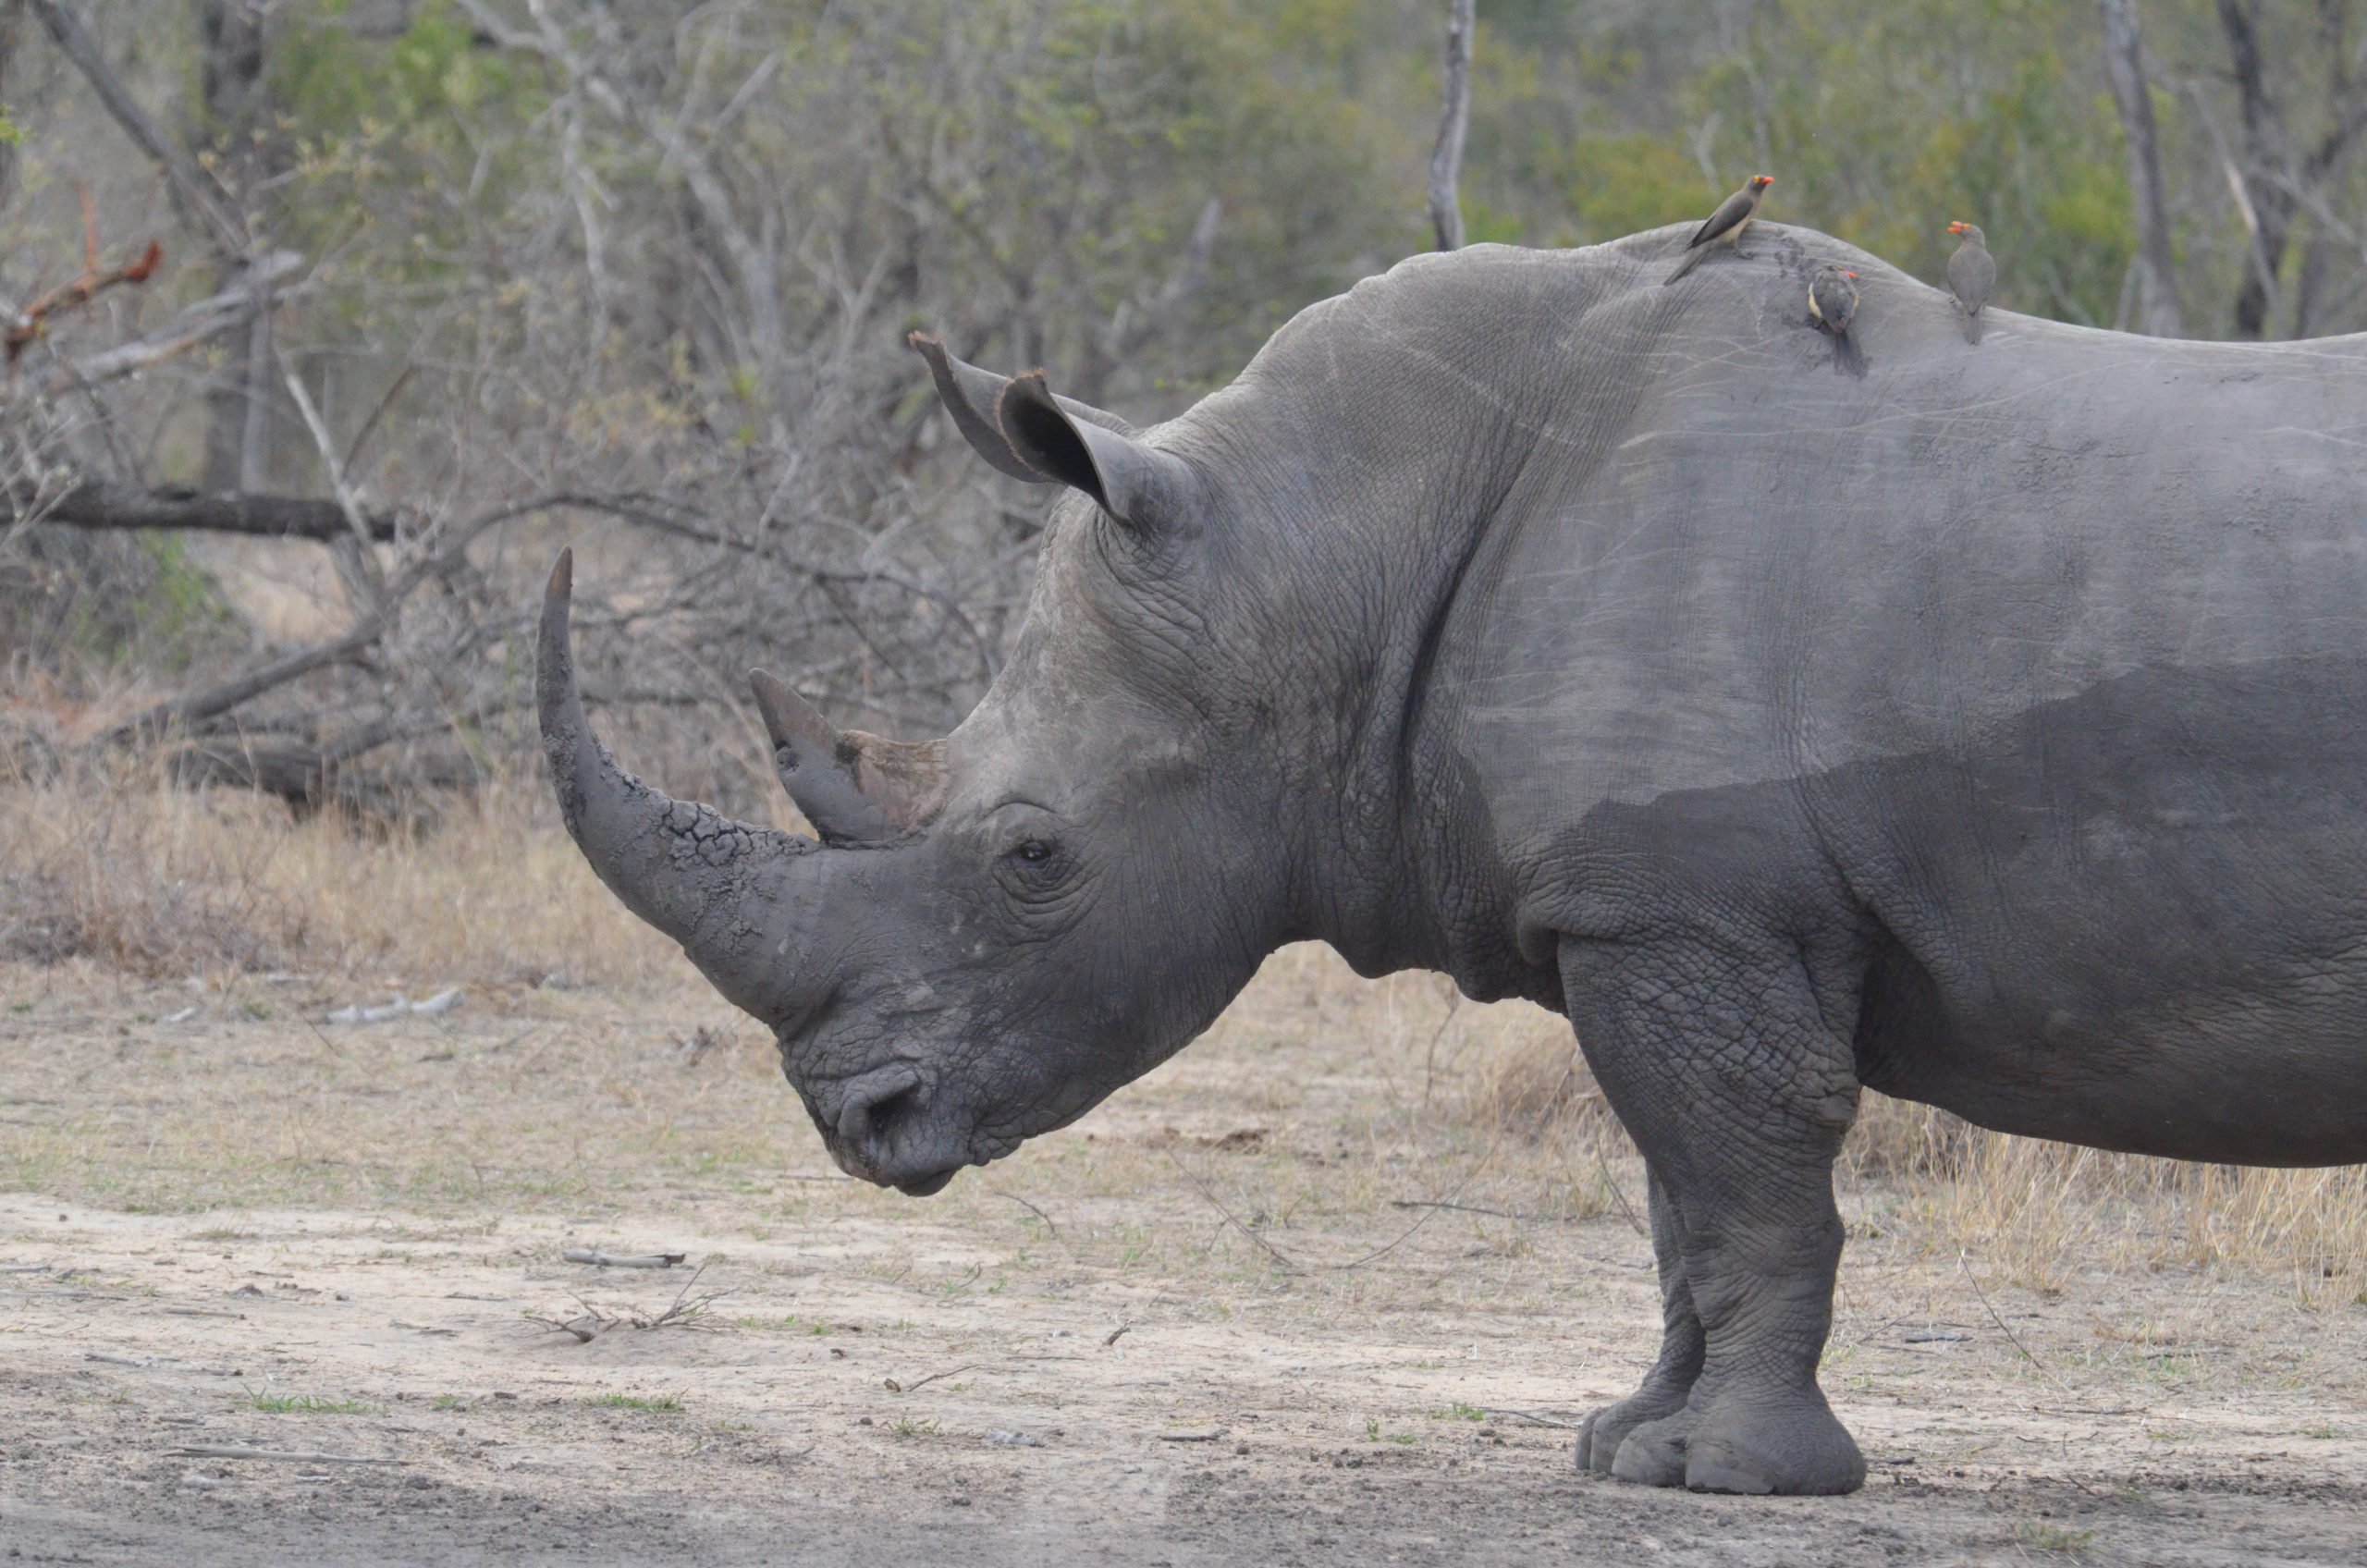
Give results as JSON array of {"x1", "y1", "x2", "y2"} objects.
[{"x1": 539, "y1": 222, "x2": 2367, "y2": 1497}]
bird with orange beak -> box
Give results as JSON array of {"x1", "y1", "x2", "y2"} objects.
[
  {"x1": 1665, "y1": 175, "x2": 1774, "y2": 284},
  {"x1": 1945, "y1": 220, "x2": 1994, "y2": 343}
]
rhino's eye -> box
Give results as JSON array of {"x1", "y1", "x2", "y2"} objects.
[{"x1": 1013, "y1": 840, "x2": 1054, "y2": 864}]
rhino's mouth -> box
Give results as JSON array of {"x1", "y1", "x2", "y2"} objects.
[{"x1": 811, "y1": 1060, "x2": 987, "y2": 1194}]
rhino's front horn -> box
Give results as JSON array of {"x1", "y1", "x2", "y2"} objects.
[{"x1": 536, "y1": 550, "x2": 819, "y2": 1023}]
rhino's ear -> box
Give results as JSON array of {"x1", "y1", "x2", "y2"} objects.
[
  {"x1": 908, "y1": 333, "x2": 1051, "y2": 485},
  {"x1": 995, "y1": 371, "x2": 1193, "y2": 532}
]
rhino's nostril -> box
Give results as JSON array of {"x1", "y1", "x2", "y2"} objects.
[
  {"x1": 861, "y1": 1084, "x2": 922, "y2": 1153},
  {"x1": 834, "y1": 1064, "x2": 925, "y2": 1160}
]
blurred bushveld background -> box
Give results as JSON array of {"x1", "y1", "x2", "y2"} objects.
[{"x1": 4, "y1": 0, "x2": 2365, "y2": 818}]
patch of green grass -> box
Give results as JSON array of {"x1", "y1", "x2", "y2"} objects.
[
  {"x1": 584, "y1": 1392, "x2": 682, "y2": 1413},
  {"x1": 890, "y1": 1415, "x2": 939, "y2": 1438},
  {"x1": 1427, "y1": 1403, "x2": 1487, "y2": 1422},
  {"x1": 1386, "y1": 1431, "x2": 1417, "y2": 1445},
  {"x1": 245, "y1": 1393, "x2": 369, "y2": 1415},
  {"x1": 2017, "y1": 1522, "x2": 2095, "y2": 1556},
  {"x1": 431, "y1": 1394, "x2": 470, "y2": 1411},
  {"x1": 1364, "y1": 1419, "x2": 1380, "y2": 1442},
  {"x1": 2304, "y1": 1424, "x2": 2342, "y2": 1439}
]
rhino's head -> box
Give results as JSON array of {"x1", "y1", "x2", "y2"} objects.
[{"x1": 539, "y1": 338, "x2": 1302, "y2": 1194}]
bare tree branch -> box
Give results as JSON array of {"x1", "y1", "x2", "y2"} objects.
[
  {"x1": 30, "y1": 483, "x2": 397, "y2": 542},
  {"x1": 97, "y1": 494, "x2": 570, "y2": 742},
  {"x1": 25, "y1": 0, "x2": 247, "y2": 254},
  {"x1": 2099, "y1": 0, "x2": 2186, "y2": 335},
  {"x1": 11, "y1": 250, "x2": 306, "y2": 398},
  {"x1": 1428, "y1": 0, "x2": 1476, "y2": 253}
]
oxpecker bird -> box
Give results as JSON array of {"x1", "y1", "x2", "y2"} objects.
[
  {"x1": 1808, "y1": 263, "x2": 1861, "y2": 373},
  {"x1": 1664, "y1": 175, "x2": 1774, "y2": 285},
  {"x1": 1945, "y1": 221, "x2": 1994, "y2": 344}
]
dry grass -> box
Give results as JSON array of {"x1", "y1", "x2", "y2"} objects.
[
  {"x1": 0, "y1": 750, "x2": 676, "y2": 988},
  {"x1": 0, "y1": 758, "x2": 2362, "y2": 1311}
]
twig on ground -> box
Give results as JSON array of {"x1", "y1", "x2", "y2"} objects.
[
  {"x1": 1420, "y1": 981, "x2": 1462, "y2": 1109},
  {"x1": 525, "y1": 1312, "x2": 605, "y2": 1343},
  {"x1": 1388, "y1": 1199, "x2": 1564, "y2": 1223},
  {"x1": 1599, "y1": 1156, "x2": 1648, "y2": 1238},
  {"x1": 1158, "y1": 1429, "x2": 1224, "y2": 1442},
  {"x1": 1958, "y1": 1250, "x2": 2076, "y2": 1396},
  {"x1": 1102, "y1": 1324, "x2": 1130, "y2": 1348},
  {"x1": 1484, "y1": 1406, "x2": 1587, "y2": 1431},
  {"x1": 166, "y1": 1445, "x2": 406, "y2": 1465},
  {"x1": 325, "y1": 988, "x2": 462, "y2": 1024},
  {"x1": 883, "y1": 1364, "x2": 979, "y2": 1395},
  {"x1": 1574, "y1": 1252, "x2": 1656, "y2": 1272},
  {"x1": 562, "y1": 1249, "x2": 686, "y2": 1269},
  {"x1": 993, "y1": 1191, "x2": 1060, "y2": 1242},
  {"x1": 1163, "y1": 1148, "x2": 1302, "y2": 1274},
  {"x1": 1334, "y1": 1133, "x2": 1502, "y2": 1272},
  {"x1": 648, "y1": 1263, "x2": 731, "y2": 1328}
]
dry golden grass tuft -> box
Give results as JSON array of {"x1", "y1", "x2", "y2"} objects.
[{"x1": 0, "y1": 750, "x2": 675, "y2": 988}]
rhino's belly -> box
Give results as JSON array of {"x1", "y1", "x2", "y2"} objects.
[
  {"x1": 1858, "y1": 929, "x2": 2367, "y2": 1166},
  {"x1": 1835, "y1": 655, "x2": 2367, "y2": 1167}
]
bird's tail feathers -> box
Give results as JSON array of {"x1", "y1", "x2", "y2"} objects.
[
  {"x1": 1960, "y1": 307, "x2": 1984, "y2": 346},
  {"x1": 1664, "y1": 248, "x2": 1705, "y2": 286}
]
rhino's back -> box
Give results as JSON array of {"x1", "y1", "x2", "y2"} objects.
[{"x1": 1429, "y1": 228, "x2": 2367, "y2": 815}]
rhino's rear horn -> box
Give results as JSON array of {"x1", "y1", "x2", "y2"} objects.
[
  {"x1": 908, "y1": 333, "x2": 1047, "y2": 484},
  {"x1": 750, "y1": 669, "x2": 944, "y2": 846}
]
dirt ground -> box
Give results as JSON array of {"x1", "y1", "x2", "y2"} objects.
[{"x1": 5, "y1": 947, "x2": 2367, "y2": 1566}]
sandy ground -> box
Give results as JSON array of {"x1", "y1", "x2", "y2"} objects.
[{"x1": 5, "y1": 949, "x2": 2367, "y2": 1565}]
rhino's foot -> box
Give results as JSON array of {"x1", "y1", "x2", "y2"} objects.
[
  {"x1": 1576, "y1": 1388, "x2": 1689, "y2": 1476},
  {"x1": 1605, "y1": 1394, "x2": 1865, "y2": 1496}
]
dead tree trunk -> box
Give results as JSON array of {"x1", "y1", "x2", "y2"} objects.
[
  {"x1": 0, "y1": 0, "x2": 27, "y2": 210},
  {"x1": 2217, "y1": 0, "x2": 2367, "y2": 338},
  {"x1": 1428, "y1": 0, "x2": 1476, "y2": 252},
  {"x1": 194, "y1": 0, "x2": 276, "y2": 491},
  {"x1": 2100, "y1": 0, "x2": 2186, "y2": 336}
]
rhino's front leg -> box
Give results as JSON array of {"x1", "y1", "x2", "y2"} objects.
[
  {"x1": 1561, "y1": 931, "x2": 1867, "y2": 1497},
  {"x1": 1576, "y1": 1165, "x2": 1703, "y2": 1472}
]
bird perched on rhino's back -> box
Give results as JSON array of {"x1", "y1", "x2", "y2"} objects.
[
  {"x1": 1664, "y1": 175, "x2": 1774, "y2": 284},
  {"x1": 1945, "y1": 221, "x2": 1994, "y2": 344},
  {"x1": 1808, "y1": 263, "x2": 1861, "y2": 373}
]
